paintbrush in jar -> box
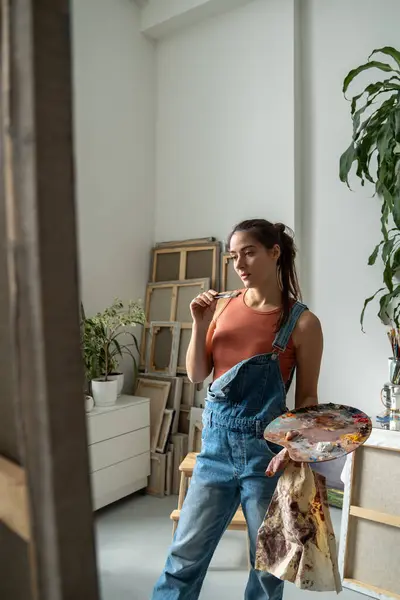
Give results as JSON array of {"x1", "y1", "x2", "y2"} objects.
[{"x1": 388, "y1": 328, "x2": 400, "y2": 383}]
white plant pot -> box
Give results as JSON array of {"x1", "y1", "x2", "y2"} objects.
[
  {"x1": 91, "y1": 378, "x2": 118, "y2": 407},
  {"x1": 108, "y1": 373, "x2": 124, "y2": 396},
  {"x1": 85, "y1": 395, "x2": 94, "y2": 413}
]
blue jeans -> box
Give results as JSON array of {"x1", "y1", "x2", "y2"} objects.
[
  {"x1": 152, "y1": 301, "x2": 307, "y2": 599},
  {"x1": 152, "y1": 420, "x2": 284, "y2": 600}
]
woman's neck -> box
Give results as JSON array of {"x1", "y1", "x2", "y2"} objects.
[{"x1": 245, "y1": 285, "x2": 282, "y2": 311}]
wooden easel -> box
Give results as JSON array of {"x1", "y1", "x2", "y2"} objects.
[{"x1": 0, "y1": 1, "x2": 99, "y2": 597}]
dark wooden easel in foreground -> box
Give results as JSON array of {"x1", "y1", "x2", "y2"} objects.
[{"x1": 0, "y1": 1, "x2": 99, "y2": 598}]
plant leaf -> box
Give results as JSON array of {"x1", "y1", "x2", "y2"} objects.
[
  {"x1": 360, "y1": 288, "x2": 385, "y2": 331},
  {"x1": 393, "y1": 300, "x2": 400, "y2": 328},
  {"x1": 343, "y1": 61, "x2": 397, "y2": 95},
  {"x1": 377, "y1": 118, "x2": 395, "y2": 162},
  {"x1": 380, "y1": 195, "x2": 390, "y2": 238},
  {"x1": 351, "y1": 78, "x2": 400, "y2": 118},
  {"x1": 370, "y1": 47, "x2": 400, "y2": 70},
  {"x1": 382, "y1": 237, "x2": 396, "y2": 262},
  {"x1": 352, "y1": 82, "x2": 400, "y2": 131},
  {"x1": 378, "y1": 285, "x2": 400, "y2": 323},
  {"x1": 383, "y1": 259, "x2": 394, "y2": 292},
  {"x1": 355, "y1": 135, "x2": 376, "y2": 184},
  {"x1": 118, "y1": 330, "x2": 141, "y2": 356},
  {"x1": 395, "y1": 109, "x2": 400, "y2": 140},
  {"x1": 392, "y1": 190, "x2": 400, "y2": 229},
  {"x1": 339, "y1": 143, "x2": 356, "y2": 184},
  {"x1": 131, "y1": 335, "x2": 140, "y2": 356},
  {"x1": 393, "y1": 247, "x2": 400, "y2": 272},
  {"x1": 354, "y1": 98, "x2": 396, "y2": 180},
  {"x1": 368, "y1": 242, "x2": 383, "y2": 265},
  {"x1": 378, "y1": 293, "x2": 391, "y2": 323}
]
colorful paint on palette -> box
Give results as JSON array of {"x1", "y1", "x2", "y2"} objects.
[{"x1": 264, "y1": 403, "x2": 372, "y2": 463}]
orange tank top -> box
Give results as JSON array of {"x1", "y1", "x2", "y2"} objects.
[{"x1": 206, "y1": 291, "x2": 296, "y2": 382}]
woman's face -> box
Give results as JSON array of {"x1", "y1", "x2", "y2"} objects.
[{"x1": 229, "y1": 231, "x2": 280, "y2": 289}]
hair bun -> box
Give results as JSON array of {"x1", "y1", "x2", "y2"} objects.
[{"x1": 275, "y1": 222, "x2": 286, "y2": 234}]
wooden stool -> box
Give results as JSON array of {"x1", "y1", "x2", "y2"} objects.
[{"x1": 170, "y1": 452, "x2": 250, "y2": 568}]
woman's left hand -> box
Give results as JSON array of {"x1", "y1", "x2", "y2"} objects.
[{"x1": 265, "y1": 431, "x2": 299, "y2": 477}]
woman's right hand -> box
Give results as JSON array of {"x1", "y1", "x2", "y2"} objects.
[{"x1": 190, "y1": 289, "x2": 218, "y2": 328}]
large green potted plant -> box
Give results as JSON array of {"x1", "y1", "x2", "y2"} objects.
[
  {"x1": 82, "y1": 298, "x2": 145, "y2": 406},
  {"x1": 339, "y1": 46, "x2": 400, "y2": 330}
]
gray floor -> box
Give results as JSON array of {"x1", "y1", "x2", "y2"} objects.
[{"x1": 95, "y1": 493, "x2": 369, "y2": 600}]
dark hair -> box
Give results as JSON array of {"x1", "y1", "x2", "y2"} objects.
[{"x1": 227, "y1": 218, "x2": 302, "y2": 328}]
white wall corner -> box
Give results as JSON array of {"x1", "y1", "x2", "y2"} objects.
[
  {"x1": 140, "y1": 0, "x2": 254, "y2": 39},
  {"x1": 134, "y1": 0, "x2": 149, "y2": 8}
]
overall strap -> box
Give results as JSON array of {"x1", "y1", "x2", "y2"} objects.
[
  {"x1": 272, "y1": 301, "x2": 308, "y2": 353},
  {"x1": 212, "y1": 292, "x2": 238, "y2": 322}
]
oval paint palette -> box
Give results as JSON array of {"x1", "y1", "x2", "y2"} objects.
[{"x1": 264, "y1": 403, "x2": 372, "y2": 463}]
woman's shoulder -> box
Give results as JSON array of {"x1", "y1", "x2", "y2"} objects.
[{"x1": 292, "y1": 307, "x2": 322, "y2": 347}]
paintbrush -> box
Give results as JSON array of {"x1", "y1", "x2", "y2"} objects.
[{"x1": 214, "y1": 291, "x2": 242, "y2": 299}]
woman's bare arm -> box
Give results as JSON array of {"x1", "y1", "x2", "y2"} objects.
[
  {"x1": 292, "y1": 311, "x2": 323, "y2": 409},
  {"x1": 186, "y1": 322, "x2": 214, "y2": 384},
  {"x1": 186, "y1": 290, "x2": 218, "y2": 384}
]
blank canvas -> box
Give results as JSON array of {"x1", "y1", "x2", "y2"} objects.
[
  {"x1": 155, "y1": 252, "x2": 180, "y2": 282},
  {"x1": 165, "y1": 446, "x2": 173, "y2": 496},
  {"x1": 136, "y1": 378, "x2": 171, "y2": 452},
  {"x1": 156, "y1": 409, "x2": 174, "y2": 454},
  {"x1": 182, "y1": 377, "x2": 195, "y2": 407},
  {"x1": 147, "y1": 452, "x2": 167, "y2": 497},
  {"x1": 176, "y1": 285, "x2": 201, "y2": 322},
  {"x1": 186, "y1": 249, "x2": 214, "y2": 281},
  {"x1": 352, "y1": 446, "x2": 400, "y2": 514},
  {"x1": 137, "y1": 374, "x2": 182, "y2": 434},
  {"x1": 145, "y1": 279, "x2": 210, "y2": 325},
  {"x1": 148, "y1": 286, "x2": 172, "y2": 322},
  {"x1": 178, "y1": 407, "x2": 190, "y2": 434},
  {"x1": 346, "y1": 519, "x2": 400, "y2": 594}
]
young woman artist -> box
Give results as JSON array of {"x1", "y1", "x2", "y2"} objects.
[{"x1": 152, "y1": 219, "x2": 323, "y2": 600}]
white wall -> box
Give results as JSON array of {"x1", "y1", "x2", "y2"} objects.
[
  {"x1": 141, "y1": 0, "x2": 254, "y2": 39},
  {"x1": 71, "y1": 0, "x2": 400, "y2": 416},
  {"x1": 303, "y1": 0, "x2": 400, "y2": 415},
  {"x1": 155, "y1": 0, "x2": 296, "y2": 244},
  {"x1": 72, "y1": 0, "x2": 155, "y2": 315},
  {"x1": 153, "y1": 0, "x2": 400, "y2": 416}
]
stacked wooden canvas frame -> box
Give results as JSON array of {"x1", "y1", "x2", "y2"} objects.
[
  {"x1": 150, "y1": 241, "x2": 220, "y2": 289},
  {"x1": 140, "y1": 278, "x2": 210, "y2": 375},
  {"x1": 145, "y1": 321, "x2": 181, "y2": 377},
  {"x1": 142, "y1": 245, "x2": 244, "y2": 377},
  {"x1": 140, "y1": 239, "x2": 244, "y2": 497},
  {"x1": 137, "y1": 373, "x2": 198, "y2": 497}
]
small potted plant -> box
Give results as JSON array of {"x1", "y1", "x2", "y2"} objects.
[
  {"x1": 82, "y1": 298, "x2": 145, "y2": 406},
  {"x1": 80, "y1": 303, "x2": 95, "y2": 412}
]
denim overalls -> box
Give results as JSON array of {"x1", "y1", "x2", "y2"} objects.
[{"x1": 152, "y1": 301, "x2": 308, "y2": 600}]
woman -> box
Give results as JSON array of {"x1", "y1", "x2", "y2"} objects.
[{"x1": 152, "y1": 219, "x2": 323, "y2": 600}]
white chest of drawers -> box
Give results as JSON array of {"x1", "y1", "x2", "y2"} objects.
[{"x1": 86, "y1": 395, "x2": 150, "y2": 510}]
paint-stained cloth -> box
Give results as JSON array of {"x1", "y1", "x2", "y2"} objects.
[{"x1": 255, "y1": 449, "x2": 342, "y2": 593}]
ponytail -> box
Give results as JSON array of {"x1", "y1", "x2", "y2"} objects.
[{"x1": 227, "y1": 219, "x2": 301, "y2": 328}]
